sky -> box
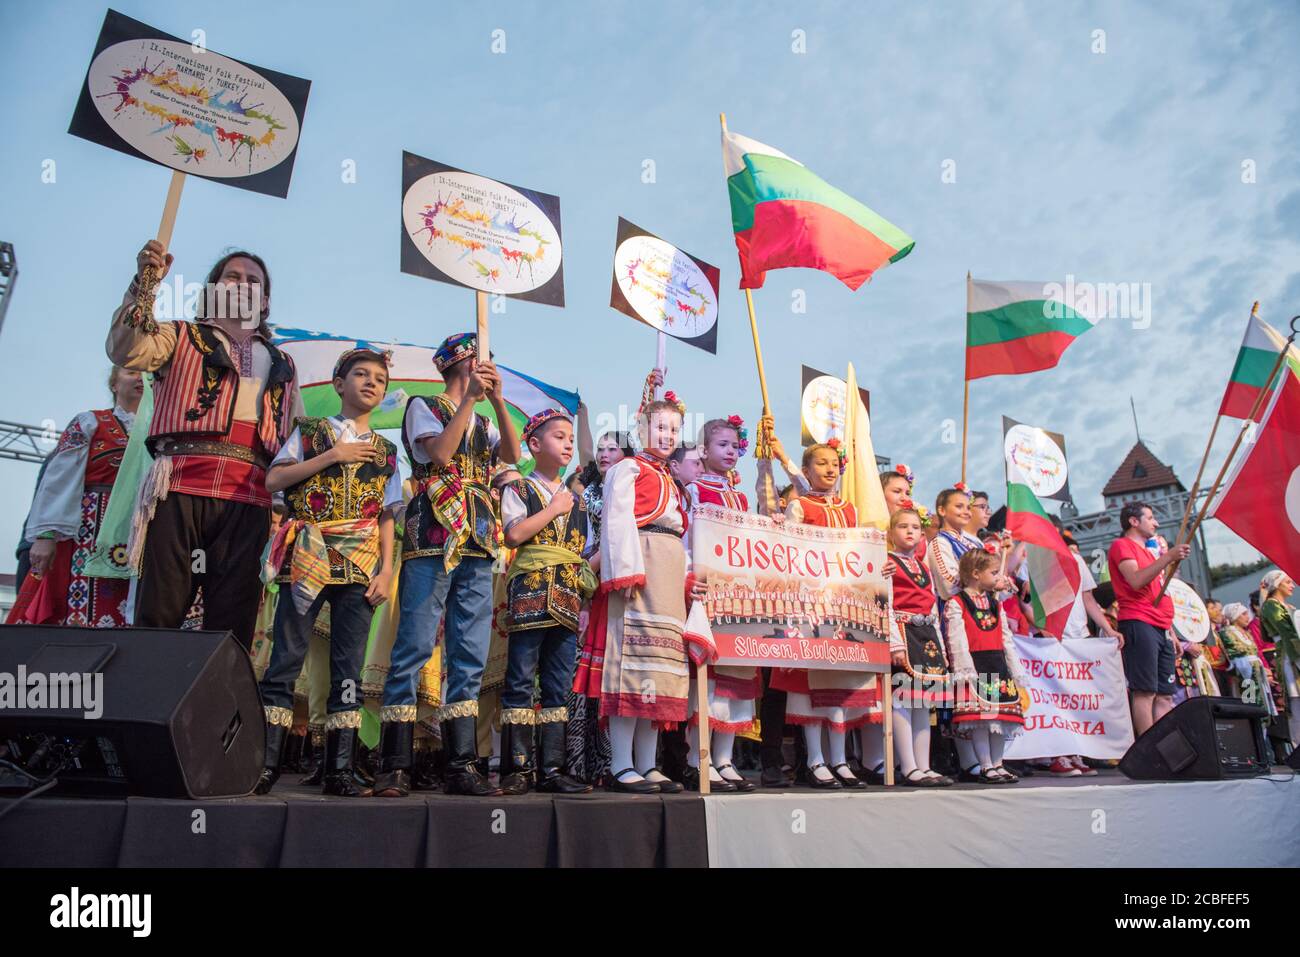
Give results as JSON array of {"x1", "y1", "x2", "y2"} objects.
[{"x1": 2, "y1": 0, "x2": 1298, "y2": 572}]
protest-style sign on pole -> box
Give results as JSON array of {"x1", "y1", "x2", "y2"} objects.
[
  {"x1": 1156, "y1": 315, "x2": 1300, "y2": 603},
  {"x1": 800, "y1": 365, "x2": 870, "y2": 447},
  {"x1": 400, "y1": 151, "x2": 565, "y2": 363},
  {"x1": 1001, "y1": 416, "x2": 1071, "y2": 504},
  {"x1": 610, "y1": 216, "x2": 720, "y2": 403},
  {"x1": 70, "y1": 9, "x2": 311, "y2": 322}
]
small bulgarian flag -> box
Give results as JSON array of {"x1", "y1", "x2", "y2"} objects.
[
  {"x1": 722, "y1": 128, "x2": 913, "y2": 291},
  {"x1": 1005, "y1": 480, "x2": 1080, "y2": 640},
  {"x1": 966, "y1": 277, "x2": 1100, "y2": 380},
  {"x1": 1217, "y1": 304, "x2": 1300, "y2": 421}
]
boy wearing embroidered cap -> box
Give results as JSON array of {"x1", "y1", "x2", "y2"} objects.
[
  {"x1": 255, "y1": 348, "x2": 400, "y2": 796},
  {"x1": 497, "y1": 409, "x2": 595, "y2": 794},
  {"x1": 376, "y1": 332, "x2": 522, "y2": 797}
]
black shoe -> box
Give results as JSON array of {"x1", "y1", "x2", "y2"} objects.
[
  {"x1": 994, "y1": 764, "x2": 1020, "y2": 782},
  {"x1": 682, "y1": 765, "x2": 736, "y2": 793},
  {"x1": 372, "y1": 769, "x2": 410, "y2": 797},
  {"x1": 254, "y1": 718, "x2": 290, "y2": 795},
  {"x1": 409, "y1": 747, "x2": 440, "y2": 791},
  {"x1": 536, "y1": 720, "x2": 592, "y2": 793},
  {"x1": 977, "y1": 768, "x2": 1010, "y2": 785},
  {"x1": 643, "y1": 767, "x2": 684, "y2": 793},
  {"x1": 320, "y1": 724, "x2": 371, "y2": 797},
  {"x1": 498, "y1": 722, "x2": 535, "y2": 796},
  {"x1": 716, "y1": 763, "x2": 756, "y2": 792},
  {"x1": 956, "y1": 765, "x2": 984, "y2": 784},
  {"x1": 831, "y1": 762, "x2": 867, "y2": 789},
  {"x1": 761, "y1": 765, "x2": 792, "y2": 788},
  {"x1": 442, "y1": 715, "x2": 502, "y2": 796},
  {"x1": 862, "y1": 762, "x2": 887, "y2": 786},
  {"x1": 806, "y1": 762, "x2": 843, "y2": 789},
  {"x1": 281, "y1": 730, "x2": 306, "y2": 773},
  {"x1": 899, "y1": 769, "x2": 940, "y2": 788},
  {"x1": 606, "y1": 768, "x2": 660, "y2": 794}
]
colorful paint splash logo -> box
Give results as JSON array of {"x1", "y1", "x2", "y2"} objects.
[
  {"x1": 410, "y1": 191, "x2": 551, "y2": 285},
  {"x1": 613, "y1": 235, "x2": 717, "y2": 338},
  {"x1": 1004, "y1": 424, "x2": 1068, "y2": 498}
]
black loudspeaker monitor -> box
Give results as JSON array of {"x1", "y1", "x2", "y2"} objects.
[
  {"x1": 0, "y1": 625, "x2": 263, "y2": 798},
  {"x1": 1119, "y1": 696, "x2": 1270, "y2": 781}
]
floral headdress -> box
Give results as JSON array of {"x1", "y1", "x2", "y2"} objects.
[
  {"x1": 662, "y1": 390, "x2": 687, "y2": 415},
  {"x1": 825, "y1": 437, "x2": 847, "y2": 474},
  {"x1": 898, "y1": 495, "x2": 934, "y2": 528},
  {"x1": 952, "y1": 480, "x2": 969, "y2": 494},
  {"x1": 726, "y1": 414, "x2": 750, "y2": 457},
  {"x1": 893, "y1": 463, "x2": 915, "y2": 489}
]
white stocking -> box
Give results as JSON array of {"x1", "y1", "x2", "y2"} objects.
[
  {"x1": 971, "y1": 725, "x2": 992, "y2": 770},
  {"x1": 713, "y1": 731, "x2": 737, "y2": 774},
  {"x1": 803, "y1": 724, "x2": 831, "y2": 780},
  {"x1": 610, "y1": 716, "x2": 639, "y2": 781},
  {"x1": 893, "y1": 707, "x2": 918, "y2": 776},
  {"x1": 633, "y1": 719, "x2": 659, "y2": 775},
  {"x1": 911, "y1": 709, "x2": 934, "y2": 775},
  {"x1": 956, "y1": 736, "x2": 979, "y2": 773},
  {"x1": 827, "y1": 729, "x2": 847, "y2": 768},
  {"x1": 989, "y1": 729, "x2": 1005, "y2": 767}
]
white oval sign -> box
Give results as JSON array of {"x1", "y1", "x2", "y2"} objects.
[
  {"x1": 1004, "y1": 423, "x2": 1068, "y2": 498},
  {"x1": 1167, "y1": 578, "x2": 1209, "y2": 643},
  {"x1": 402, "y1": 170, "x2": 561, "y2": 295},
  {"x1": 88, "y1": 38, "x2": 300, "y2": 177},
  {"x1": 613, "y1": 235, "x2": 718, "y2": 338},
  {"x1": 801, "y1": 375, "x2": 848, "y2": 445}
]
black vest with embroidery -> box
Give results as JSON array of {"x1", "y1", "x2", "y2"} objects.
[
  {"x1": 280, "y1": 417, "x2": 397, "y2": 585},
  {"x1": 401, "y1": 394, "x2": 499, "y2": 561},
  {"x1": 505, "y1": 478, "x2": 588, "y2": 634}
]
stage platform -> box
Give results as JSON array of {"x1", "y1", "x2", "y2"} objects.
[{"x1": 3, "y1": 769, "x2": 1297, "y2": 867}]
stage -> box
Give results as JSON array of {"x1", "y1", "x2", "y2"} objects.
[{"x1": 3, "y1": 769, "x2": 1297, "y2": 868}]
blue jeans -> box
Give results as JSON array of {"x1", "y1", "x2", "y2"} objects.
[
  {"x1": 260, "y1": 583, "x2": 373, "y2": 715},
  {"x1": 502, "y1": 625, "x2": 577, "y2": 712},
  {"x1": 383, "y1": 555, "x2": 494, "y2": 710}
]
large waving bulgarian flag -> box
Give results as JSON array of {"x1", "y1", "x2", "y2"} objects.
[
  {"x1": 966, "y1": 278, "x2": 1100, "y2": 380},
  {"x1": 1217, "y1": 304, "x2": 1300, "y2": 421},
  {"x1": 1005, "y1": 477, "x2": 1080, "y2": 640},
  {"x1": 722, "y1": 128, "x2": 914, "y2": 290},
  {"x1": 271, "y1": 327, "x2": 580, "y2": 436}
]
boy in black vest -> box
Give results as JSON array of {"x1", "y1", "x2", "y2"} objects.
[
  {"x1": 498, "y1": 409, "x2": 595, "y2": 794},
  {"x1": 255, "y1": 348, "x2": 400, "y2": 796}
]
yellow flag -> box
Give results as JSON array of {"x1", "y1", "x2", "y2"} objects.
[{"x1": 841, "y1": 362, "x2": 890, "y2": 530}]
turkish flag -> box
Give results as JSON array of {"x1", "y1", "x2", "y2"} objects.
[{"x1": 1211, "y1": 370, "x2": 1300, "y2": 583}]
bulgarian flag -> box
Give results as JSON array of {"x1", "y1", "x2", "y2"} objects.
[
  {"x1": 722, "y1": 128, "x2": 914, "y2": 291},
  {"x1": 1005, "y1": 478, "x2": 1080, "y2": 640},
  {"x1": 1210, "y1": 368, "x2": 1300, "y2": 583},
  {"x1": 271, "y1": 327, "x2": 580, "y2": 437},
  {"x1": 1217, "y1": 305, "x2": 1300, "y2": 421},
  {"x1": 966, "y1": 277, "x2": 1100, "y2": 380}
]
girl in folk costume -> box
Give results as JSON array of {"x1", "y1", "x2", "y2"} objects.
[
  {"x1": 888, "y1": 508, "x2": 955, "y2": 787},
  {"x1": 599, "y1": 394, "x2": 702, "y2": 793},
  {"x1": 946, "y1": 549, "x2": 1030, "y2": 784},
  {"x1": 681, "y1": 415, "x2": 759, "y2": 793},
  {"x1": 1259, "y1": 572, "x2": 1300, "y2": 745},
  {"x1": 568, "y1": 429, "x2": 633, "y2": 784},
  {"x1": 773, "y1": 442, "x2": 879, "y2": 789},
  {"x1": 10, "y1": 367, "x2": 143, "y2": 627},
  {"x1": 1218, "y1": 603, "x2": 1279, "y2": 721}
]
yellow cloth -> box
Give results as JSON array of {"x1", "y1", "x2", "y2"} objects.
[
  {"x1": 505, "y1": 543, "x2": 598, "y2": 598},
  {"x1": 262, "y1": 517, "x2": 380, "y2": 615}
]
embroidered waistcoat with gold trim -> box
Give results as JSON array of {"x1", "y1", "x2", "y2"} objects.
[
  {"x1": 280, "y1": 417, "x2": 397, "y2": 586},
  {"x1": 504, "y1": 478, "x2": 588, "y2": 634},
  {"x1": 401, "y1": 393, "x2": 499, "y2": 561}
]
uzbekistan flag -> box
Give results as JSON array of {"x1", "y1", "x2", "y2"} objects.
[
  {"x1": 1217, "y1": 305, "x2": 1300, "y2": 421},
  {"x1": 1005, "y1": 480, "x2": 1080, "y2": 640},
  {"x1": 722, "y1": 129, "x2": 913, "y2": 291},
  {"x1": 966, "y1": 278, "x2": 1100, "y2": 380},
  {"x1": 272, "y1": 327, "x2": 580, "y2": 434}
]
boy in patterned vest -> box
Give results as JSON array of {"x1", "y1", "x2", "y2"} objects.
[
  {"x1": 107, "y1": 241, "x2": 302, "y2": 648},
  {"x1": 497, "y1": 409, "x2": 596, "y2": 795},
  {"x1": 254, "y1": 348, "x2": 400, "y2": 795},
  {"x1": 376, "y1": 332, "x2": 521, "y2": 797}
]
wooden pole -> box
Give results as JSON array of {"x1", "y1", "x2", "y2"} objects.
[
  {"x1": 696, "y1": 662, "x2": 711, "y2": 795},
  {"x1": 475, "y1": 290, "x2": 489, "y2": 362},
  {"x1": 655, "y1": 331, "x2": 667, "y2": 400},
  {"x1": 721, "y1": 113, "x2": 772, "y2": 416},
  {"x1": 881, "y1": 671, "x2": 894, "y2": 786},
  {"x1": 134, "y1": 170, "x2": 187, "y2": 328},
  {"x1": 1155, "y1": 324, "x2": 1297, "y2": 603},
  {"x1": 960, "y1": 271, "x2": 971, "y2": 484}
]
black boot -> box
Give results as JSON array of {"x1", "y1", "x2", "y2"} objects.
[
  {"x1": 537, "y1": 721, "x2": 592, "y2": 794},
  {"x1": 498, "y1": 722, "x2": 535, "y2": 796},
  {"x1": 353, "y1": 743, "x2": 377, "y2": 788},
  {"x1": 409, "y1": 742, "x2": 440, "y2": 791},
  {"x1": 322, "y1": 724, "x2": 372, "y2": 797},
  {"x1": 372, "y1": 719, "x2": 413, "y2": 797},
  {"x1": 254, "y1": 715, "x2": 290, "y2": 795},
  {"x1": 281, "y1": 730, "x2": 305, "y2": 773},
  {"x1": 443, "y1": 715, "x2": 501, "y2": 796},
  {"x1": 299, "y1": 729, "x2": 324, "y2": 786}
]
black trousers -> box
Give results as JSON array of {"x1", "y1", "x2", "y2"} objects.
[
  {"x1": 260, "y1": 583, "x2": 374, "y2": 713},
  {"x1": 135, "y1": 492, "x2": 270, "y2": 649},
  {"x1": 759, "y1": 667, "x2": 788, "y2": 770}
]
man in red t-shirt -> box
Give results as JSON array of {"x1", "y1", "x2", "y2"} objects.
[{"x1": 1107, "y1": 502, "x2": 1190, "y2": 737}]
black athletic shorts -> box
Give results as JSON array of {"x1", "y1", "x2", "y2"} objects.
[{"x1": 1119, "y1": 619, "x2": 1176, "y2": 695}]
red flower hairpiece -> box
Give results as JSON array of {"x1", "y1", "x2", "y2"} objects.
[
  {"x1": 726, "y1": 414, "x2": 749, "y2": 457},
  {"x1": 953, "y1": 480, "x2": 969, "y2": 493},
  {"x1": 894, "y1": 463, "x2": 915, "y2": 488},
  {"x1": 662, "y1": 390, "x2": 686, "y2": 414},
  {"x1": 825, "y1": 438, "x2": 848, "y2": 474}
]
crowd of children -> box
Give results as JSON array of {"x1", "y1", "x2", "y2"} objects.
[{"x1": 9, "y1": 242, "x2": 1298, "y2": 798}]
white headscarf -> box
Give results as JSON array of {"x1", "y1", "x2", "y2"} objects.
[
  {"x1": 1260, "y1": 570, "x2": 1289, "y2": 596},
  {"x1": 1222, "y1": 602, "x2": 1249, "y2": 625}
]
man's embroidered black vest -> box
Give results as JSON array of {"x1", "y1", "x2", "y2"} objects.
[{"x1": 505, "y1": 478, "x2": 587, "y2": 634}]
